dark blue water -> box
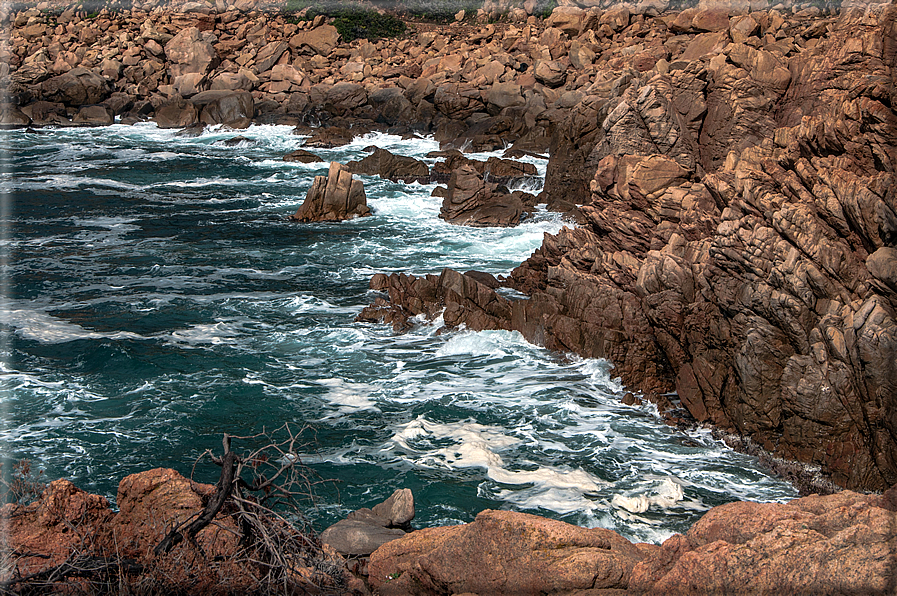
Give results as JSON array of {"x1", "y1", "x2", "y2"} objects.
[{"x1": 0, "y1": 123, "x2": 797, "y2": 544}]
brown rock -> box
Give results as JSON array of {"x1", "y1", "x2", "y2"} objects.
[
  {"x1": 289, "y1": 161, "x2": 370, "y2": 222},
  {"x1": 283, "y1": 149, "x2": 323, "y2": 163},
  {"x1": 1, "y1": 479, "x2": 112, "y2": 574},
  {"x1": 302, "y1": 126, "x2": 356, "y2": 148},
  {"x1": 691, "y1": 9, "x2": 730, "y2": 32},
  {"x1": 289, "y1": 24, "x2": 340, "y2": 56},
  {"x1": 534, "y1": 60, "x2": 567, "y2": 88},
  {"x1": 73, "y1": 104, "x2": 114, "y2": 126},
  {"x1": 254, "y1": 40, "x2": 289, "y2": 74},
  {"x1": 191, "y1": 89, "x2": 254, "y2": 128},
  {"x1": 441, "y1": 165, "x2": 525, "y2": 227},
  {"x1": 320, "y1": 520, "x2": 406, "y2": 556},
  {"x1": 40, "y1": 67, "x2": 111, "y2": 106},
  {"x1": 324, "y1": 82, "x2": 368, "y2": 116},
  {"x1": 164, "y1": 26, "x2": 218, "y2": 77},
  {"x1": 154, "y1": 96, "x2": 200, "y2": 129},
  {"x1": 371, "y1": 488, "x2": 415, "y2": 527},
  {"x1": 631, "y1": 491, "x2": 897, "y2": 595},
  {"x1": 346, "y1": 147, "x2": 429, "y2": 183},
  {"x1": 369, "y1": 509, "x2": 644, "y2": 596},
  {"x1": 0, "y1": 103, "x2": 32, "y2": 128}
]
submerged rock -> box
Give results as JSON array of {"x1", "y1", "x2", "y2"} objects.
[{"x1": 289, "y1": 161, "x2": 370, "y2": 223}]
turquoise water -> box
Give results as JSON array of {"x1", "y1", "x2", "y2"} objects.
[{"x1": 1, "y1": 123, "x2": 797, "y2": 544}]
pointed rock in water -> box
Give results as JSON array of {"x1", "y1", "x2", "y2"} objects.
[{"x1": 289, "y1": 162, "x2": 370, "y2": 223}]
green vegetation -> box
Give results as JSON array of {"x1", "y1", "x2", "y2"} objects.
[
  {"x1": 538, "y1": 0, "x2": 557, "y2": 19},
  {"x1": 398, "y1": 0, "x2": 482, "y2": 23},
  {"x1": 285, "y1": 1, "x2": 407, "y2": 40},
  {"x1": 332, "y1": 9, "x2": 406, "y2": 41}
]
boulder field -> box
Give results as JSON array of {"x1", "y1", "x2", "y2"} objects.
[{"x1": 3, "y1": 468, "x2": 895, "y2": 594}]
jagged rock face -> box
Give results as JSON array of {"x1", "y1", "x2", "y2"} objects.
[
  {"x1": 362, "y1": 5, "x2": 897, "y2": 491},
  {"x1": 289, "y1": 161, "x2": 370, "y2": 223},
  {"x1": 522, "y1": 5, "x2": 897, "y2": 490},
  {"x1": 440, "y1": 165, "x2": 525, "y2": 227},
  {"x1": 629, "y1": 488, "x2": 897, "y2": 595}
]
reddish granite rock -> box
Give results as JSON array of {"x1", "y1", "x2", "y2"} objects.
[
  {"x1": 1, "y1": 479, "x2": 113, "y2": 575},
  {"x1": 290, "y1": 161, "x2": 370, "y2": 223},
  {"x1": 369, "y1": 509, "x2": 644, "y2": 596},
  {"x1": 440, "y1": 164, "x2": 525, "y2": 227}
]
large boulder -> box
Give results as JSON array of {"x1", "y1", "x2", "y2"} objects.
[
  {"x1": 39, "y1": 67, "x2": 111, "y2": 106},
  {"x1": 302, "y1": 126, "x2": 356, "y2": 148},
  {"x1": 320, "y1": 489, "x2": 415, "y2": 556},
  {"x1": 369, "y1": 509, "x2": 644, "y2": 596},
  {"x1": 441, "y1": 165, "x2": 525, "y2": 227},
  {"x1": 164, "y1": 26, "x2": 218, "y2": 78},
  {"x1": 289, "y1": 162, "x2": 370, "y2": 222},
  {"x1": 346, "y1": 148, "x2": 429, "y2": 183},
  {"x1": 154, "y1": 96, "x2": 200, "y2": 129},
  {"x1": 73, "y1": 105, "x2": 114, "y2": 126},
  {"x1": 190, "y1": 90, "x2": 254, "y2": 129},
  {"x1": 289, "y1": 24, "x2": 340, "y2": 56},
  {"x1": 324, "y1": 83, "x2": 367, "y2": 116},
  {"x1": 0, "y1": 103, "x2": 32, "y2": 128}
]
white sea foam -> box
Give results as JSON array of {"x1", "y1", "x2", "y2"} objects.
[
  {"x1": 2, "y1": 308, "x2": 145, "y2": 344},
  {"x1": 611, "y1": 478, "x2": 685, "y2": 513},
  {"x1": 167, "y1": 321, "x2": 244, "y2": 345},
  {"x1": 317, "y1": 378, "x2": 379, "y2": 413}
]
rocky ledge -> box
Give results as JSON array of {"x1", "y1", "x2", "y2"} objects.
[
  {"x1": 3, "y1": 469, "x2": 895, "y2": 595},
  {"x1": 359, "y1": 1, "x2": 897, "y2": 493}
]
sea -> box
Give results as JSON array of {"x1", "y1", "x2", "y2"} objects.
[{"x1": 0, "y1": 123, "x2": 798, "y2": 544}]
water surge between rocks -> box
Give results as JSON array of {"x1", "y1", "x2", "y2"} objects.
[{"x1": 1, "y1": 124, "x2": 798, "y2": 544}]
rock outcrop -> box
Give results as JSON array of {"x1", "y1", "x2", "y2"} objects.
[
  {"x1": 367, "y1": 487, "x2": 897, "y2": 596},
  {"x1": 289, "y1": 161, "x2": 371, "y2": 223},
  {"x1": 361, "y1": 3, "x2": 897, "y2": 492},
  {"x1": 1, "y1": 468, "x2": 354, "y2": 594},
  {"x1": 369, "y1": 509, "x2": 644, "y2": 596},
  {"x1": 347, "y1": 147, "x2": 430, "y2": 184},
  {"x1": 440, "y1": 165, "x2": 526, "y2": 227}
]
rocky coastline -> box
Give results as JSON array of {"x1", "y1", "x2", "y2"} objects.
[
  {"x1": 3, "y1": 0, "x2": 897, "y2": 591},
  {"x1": 4, "y1": 467, "x2": 896, "y2": 594}
]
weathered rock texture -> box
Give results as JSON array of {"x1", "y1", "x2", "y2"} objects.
[
  {"x1": 7, "y1": 471, "x2": 895, "y2": 596},
  {"x1": 367, "y1": 487, "x2": 897, "y2": 595},
  {"x1": 440, "y1": 164, "x2": 526, "y2": 227},
  {"x1": 369, "y1": 509, "x2": 645, "y2": 596},
  {"x1": 0, "y1": 468, "x2": 352, "y2": 593},
  {"x1": 347, "y1": 147, "x2": 430, "y2": 183},
  {"x1": 320, "y1": 488, "x2": 416, "y2": 556},
  {"x1": 289, "y1": 161, "x2": 370, "y2": 222},
  {"x1": 362, "y1": 3, "x2": 897, "y2": 492}
]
